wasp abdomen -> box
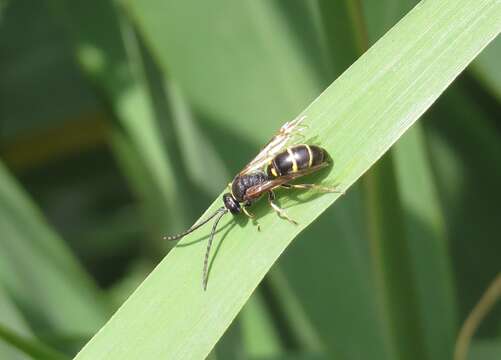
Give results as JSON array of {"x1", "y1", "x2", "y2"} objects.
[{"x1": 267, "y1": 145, "x2": 326, "y2": 178}]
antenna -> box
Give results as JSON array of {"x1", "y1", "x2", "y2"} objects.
[
  {"x1": 202, "y1": 209, "x2": 227, "y2": 290},
  {"x1": 163, "y1": 207, "x2": 227, "y2": 241}
]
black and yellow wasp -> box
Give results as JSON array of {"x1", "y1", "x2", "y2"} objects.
[{"x1": 165, "y1": 116, "x2": 338, "y2": 289}]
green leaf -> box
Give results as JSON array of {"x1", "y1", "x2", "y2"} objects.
[
  {"x1": 49, "y1": 0, "x2": 229, "y2": 245},
  {"x1": 75, "y1": 0, "x2": 500, "y2": 358},
  {"x1": 275, "y1": 188, "x2": 396, "y2": 359},
  {"x1": 469, "y1": 340, "x2": 501, "y2": 360},
  {"x1": 123, "y1": 0, "x2": 326, "y2": 143},
  {"x1": 362, "y1": 0, "x2": 416, "y2": 45},
  {"x1": 281, "y1": 2, "x2": 458, "y2": 359},
  {"x1": 266, "y1": 268, "x2": 324, "y2": 354},
  {"x1": 0, "y1": 285, "x2": 33, "y2": 360},
  {"x1": 361, "y1": 3, "x2": 458, "y2": 357},
  {"x1": 0, "y1": 323, "x2": 68, "y2": 360},
  {"x1": 240, "y1": 291, "x2": 284, "y2": 358},
  {"x1": 471, "y1": 38, "x2": 501, "y2": 99},
  {"x1": 0, "y1": 161, "x2": 108, "y2": 337},
  {"x1": 391, "y1": 125, "x2": 457, "y2": 359},
  {"x1": 211, "y1": 317, "x2": 244, "y2": 360},
  {"x1": 425, "y1": 83, "x2": 501, "y2": 336},
  {"x1": 0, "y1": 1, "x2": 100, "y2": 143},
  {"x1": 363, "y1": 153, "x2": 429, "y2": 360},
  {"x1": 361, "y1": 123, "x2": 457, "y2": 360},
  {"x1": 49, "y1": 0, "x2": 190, "y2": 243}
]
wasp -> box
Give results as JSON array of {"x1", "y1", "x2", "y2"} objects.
[{"x1": 164, "y1": 116, "x2": 339, "y2": 289}]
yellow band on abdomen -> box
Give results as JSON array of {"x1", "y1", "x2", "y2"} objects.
[{"x1": 287, "y1": 148, "x2": 298, "y2": 173}]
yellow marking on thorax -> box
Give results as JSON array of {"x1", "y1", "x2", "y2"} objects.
[
  {"x1": 287, "y1": 148, "x2": 298, "y2": 173},
  {"x1": 305, "y1": 144, "x2": 313, "y2": 167}
]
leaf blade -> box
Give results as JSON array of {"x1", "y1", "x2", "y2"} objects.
[{"x1": 75, "y1": 1, "x2": 501, "y2": 358}]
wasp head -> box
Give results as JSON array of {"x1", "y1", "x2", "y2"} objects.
[{"x1": 223, "y1": 193, "x2": 241, "y2": 215}]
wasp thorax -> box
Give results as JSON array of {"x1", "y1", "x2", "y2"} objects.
[
  {"x1": 231, "y1": 173, "x2": 269, "y2": 202},
  {"x1": 223, "y1": 193, "x2": 241, "y2": 215}
]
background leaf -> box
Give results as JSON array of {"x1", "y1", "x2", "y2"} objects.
[
  {"x1": 0, "y1": 284, "x2": 35, "y2": 360},
  {"x1": 0, "y1": 161, "x2": 108, "y2": 342}
]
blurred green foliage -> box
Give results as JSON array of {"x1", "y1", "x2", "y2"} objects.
[{"x1": 0, "y1": 0, "x2": 499, "y2": 359}]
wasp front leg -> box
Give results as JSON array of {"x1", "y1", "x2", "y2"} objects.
[
  {"x1": 268, "y1": 191, "x2": 298, "y2": 225},
  {"x1": 242, "y1": 204, "x2": 261, "y2": 231},
  {"x1": 242, "y1": 206, "x2": 255, "y2": 219}
]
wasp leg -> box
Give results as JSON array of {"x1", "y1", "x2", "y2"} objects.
[
  {"x1": 242, "y1": 206, "x2": 255, "y2": 218},
  {"x1": 268, "y1": 191, "x2": 298, "y2": 225},
  {"x1": 281, "y1": 183, "x2": 344, "y2": 194},
  {"x1": 242, "y1": 206, "x2": 261, "y2": 231}
]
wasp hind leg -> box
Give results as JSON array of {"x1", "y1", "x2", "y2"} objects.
[
  {"x1": 281, "y1": 183, "x2": 344, "y2": 194},
  {"x1": 268, "y1": 191, "x2": 298, "y2": 225}
]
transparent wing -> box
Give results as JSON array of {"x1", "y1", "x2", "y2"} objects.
[
  {"x1": 239, "y1": 115, "x2": 307, "y2": 175},
  {"x1": 243, "y1": 163, "x2": 328, "y2": 201}
]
